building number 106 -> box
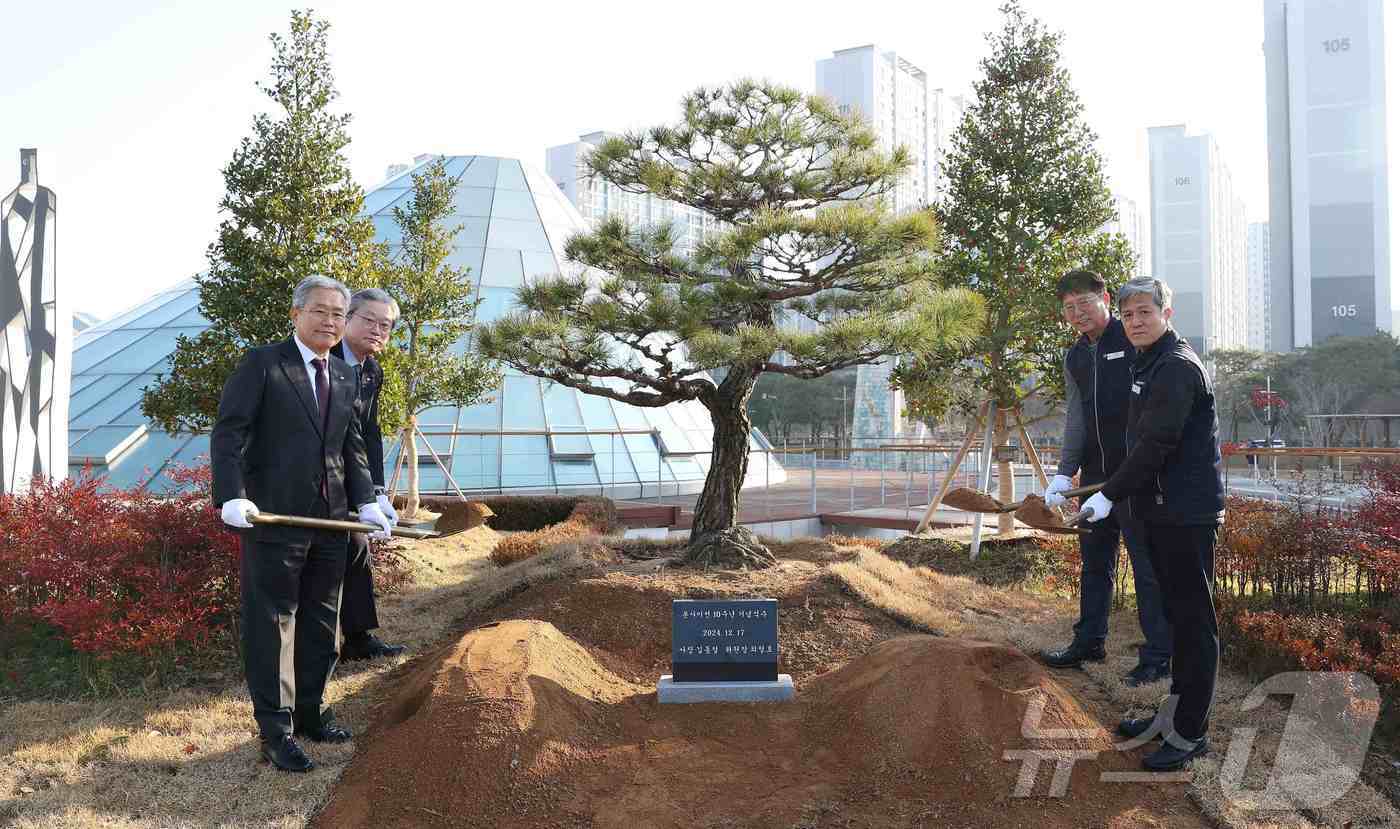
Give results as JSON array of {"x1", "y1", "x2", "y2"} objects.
[
  {"x1": 1323, "y1": 37, "x2": 1351, "y2": 54},
  {"x1": 1332, "y1": 304, "x2": 1358, "y2": 318}
]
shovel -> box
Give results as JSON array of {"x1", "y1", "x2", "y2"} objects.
[
  {"x1": 942, "y1": 483, "x2": 1103, "y2": 514},
  {"x1": 249, "y1": 512, "x2": 445, "y2": 540},
  {"x1": 943, "y1": 484, "x2": 1104, "y2": 535}
]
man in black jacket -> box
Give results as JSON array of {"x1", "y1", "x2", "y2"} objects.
[
  {"x1": 1080, "y1": 276, "x2": 1226, "y2": 772},
  {"x1": 332, "y1": 288, "x2": 407, "y2": 661},
  {"x1": 212, "y1": 275, "x2": 394, "y2": 773},
  {"x1": 1041, "y1": 270, "x2": 1172, "y2": 688}
]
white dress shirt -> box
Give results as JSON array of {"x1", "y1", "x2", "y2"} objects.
[{"x1": 292, "y1": 335, "x2": 330, "y2": 408}]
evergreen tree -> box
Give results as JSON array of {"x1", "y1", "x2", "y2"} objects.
[
  {"x1": 374, "y1": 158, "x2": 500, "y2": 519},
  {"x1": 142, "y1": 10, "x2": 379, "y2": 432},
  {"x1": 478, "y1": 80, "x2": 984, "y2": 568},
  {"x1": 890, "y1": 1, "x2": 1136, "y2": 530}
]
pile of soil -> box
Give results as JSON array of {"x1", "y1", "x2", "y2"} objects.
[{"x1": 317, "y1": 564, "x2": 1206, "y2": 828}]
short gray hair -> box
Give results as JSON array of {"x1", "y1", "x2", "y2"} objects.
[
  {"x1": 348, "y1": 287, "x2": 401, "y2": 322},
  {"x1": 1117, "y1": 277, "x2": 1173, "y2": 311},
  {"x1": 292, "y1": 275, "x2": 350, "y2": 309}
]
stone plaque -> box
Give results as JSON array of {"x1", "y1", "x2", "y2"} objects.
[{"x1": 671, "y1": 598, "x2": 778, "y2": 683}]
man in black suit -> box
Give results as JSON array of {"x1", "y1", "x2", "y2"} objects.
[
  {"x1": 211, "y1": 275, "x2": 394, "y2": 773},
  {"x1": 332, "y1": 288, "x2": 407, "y2": 660}
]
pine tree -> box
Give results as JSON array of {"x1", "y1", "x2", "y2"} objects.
[
  {"x1": 142, "y1": 11, "x2": 379, "y2": 432},
  {"x1": 478, "y1": 80, "x2": 984, "y2": 568},
  {"x1": 891, "y1": 1, "x2": 1136, "y2": 531}
]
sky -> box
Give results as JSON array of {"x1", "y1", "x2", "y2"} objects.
[{"x1": 2, "y1": 0, "x2": 1396, "y2": 320}]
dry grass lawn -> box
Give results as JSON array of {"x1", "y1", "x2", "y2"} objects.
[
  {"x1": 0, "y1": 525, "x2": 608, "y2": 829},
  {"x1": 4, "y1": 527, "x2": 1399, "y2": 828}
]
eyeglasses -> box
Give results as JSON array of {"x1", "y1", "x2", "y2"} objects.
[
  {"x1": 303, "y1": 307, "x2": 348, "y2": 324},
  {"x1": 1061, "y1": 297, "x2": 1102, "y2": 316},
  {"x1": 351, "y1": 314, "x2": 395, "y2": 333}
]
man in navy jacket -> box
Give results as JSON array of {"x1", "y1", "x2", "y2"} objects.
[{"x1": 1080, "y1": 276, "x2": 1226, "y2": 772}]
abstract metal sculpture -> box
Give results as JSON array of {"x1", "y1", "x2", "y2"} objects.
[{"x1": 1, "y1": 148, "x2": 69, "y2": 493}]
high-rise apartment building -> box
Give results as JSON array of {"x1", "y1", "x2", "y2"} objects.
[
  {"x1": 546, "y1": 132, "x2": 722, "y2": 256},
  {"x1": 1247, "y1": 222, "x2": 1272, "y2": 350},
  {"x1": 1102, "y1": 193, "x2": 1148, "y2": 274},
  {"x1": 816, "y1": 46, "x2": 965, "y2": 442},
  {"x1": 1264, "y1": 0, "x2": 1391, "y2": 348},
  {"x1": 1148, "y1": 125, "x2": 1249, "y2": 358}
]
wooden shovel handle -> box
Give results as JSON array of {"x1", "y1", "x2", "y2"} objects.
[{"x1": 249, "y1": 512, "x2": 439, "y2": 540}]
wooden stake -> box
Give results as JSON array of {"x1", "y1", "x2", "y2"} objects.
[
  {"x1": 1013, "y1": 406, "x2": 1052, "y2": 490},
  {"x1": 414, "y1": 424, "x2": 470, "y2": 502},
  {"x1": 970, "y1": 401, "x2": 999, "y2": 559},
  {"x1": 913, "y1": 400, "x2": 989, "y2": 533}
]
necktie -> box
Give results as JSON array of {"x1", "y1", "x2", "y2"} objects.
[
  {"x1": 312, "y1": 358, "x2": 330, "y2": 429},
  {"x1": 353, "y1": 363, "x2": 363, "y2": 397}
]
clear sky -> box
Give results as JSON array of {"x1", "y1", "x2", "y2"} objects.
[{"x1": 2, "y1": 0, "x2": 1396, "y2": 320}]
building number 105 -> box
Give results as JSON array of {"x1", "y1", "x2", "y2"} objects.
[
  {"x1": 1323, "y1": 37, "x2": 1351, "y2": 54},
  {"x1": 1332, "y1": 304, "x2": 1358, "y2": 318}
]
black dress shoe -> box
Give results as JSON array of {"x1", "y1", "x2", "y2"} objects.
[
  {"x1": 1116, "y1": 716, "x2": 1159, "y2": 739},
  {"x1": 1041, "y1": 642, "x2": 1107, "y2": 668},
  {"x1": 1143, "y1": 736, "x2": 1209, "y2": 771},
  {"x1": 342, "y1": 633, "x2": 408, "y2": 661},
  {"x1": 294, "y1": 710, "x2": 353, "y2": 744},
  {"x1": 260, "y1": 735, "x2": 314, "y2": 772},
  {"x1": 1123, "y1": 662, "x2": 1171, "y2": 688}
]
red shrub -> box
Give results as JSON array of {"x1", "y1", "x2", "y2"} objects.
[{"x1": 0, "y1": 465, "x2": 241, "y2": 658}]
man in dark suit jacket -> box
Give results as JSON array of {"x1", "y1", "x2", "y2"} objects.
[
  {"x1": 332, "y1": 287, "x2": 407, "y2": 660},
  {"x1": 211, "y1": 275, "x2": 394, "y2": 773}
]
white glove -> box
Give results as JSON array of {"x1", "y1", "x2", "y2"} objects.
[
  {"x1": 1044, "y1": 474, "x2": 1074, "y2": 509},
  {"x1": 1082, "y1": 491, "x2": 1113, "y2": 523},
  {"x1": 376, "y1": 493, "x2": 399, "y2": 526},
  {"x1": 358, "y1": 502, "x2": 393, "y2": 540},
  {"x1": 220, "y1": 498, "x2": 259, "y2": 528}
]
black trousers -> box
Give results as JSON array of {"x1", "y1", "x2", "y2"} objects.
[
  {"x1": 1142, "y1": 522, "x2": 1220, "y2": 741},
  {"x1": 341, "y1": 531, "x2": 380, "y2": 636},
  {"x1": 239, "y1": 525, "x2": 347, "y2": 740}
]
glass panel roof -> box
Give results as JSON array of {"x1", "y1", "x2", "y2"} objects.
[{"x1": 61, "y1": 156, "x2": 780, "y2": 493}]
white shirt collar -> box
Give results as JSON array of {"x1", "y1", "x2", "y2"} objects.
[{"x1": 292, "y1": 334, "x2": 325, "y2": 365}]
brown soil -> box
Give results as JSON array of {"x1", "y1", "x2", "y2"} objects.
[
  {"x1": 315, "y1": 562, "x2": 1208, "y2": 829},
  {"x1": 942, "y1": 487, "x2": 1006, "y2": 513}
]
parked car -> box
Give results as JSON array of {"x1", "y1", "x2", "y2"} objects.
[{"x1": 1245, "y1": 438, "x2": 1286, "y2": 465}]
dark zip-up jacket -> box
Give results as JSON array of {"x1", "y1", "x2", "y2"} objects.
[
  {"x1": 1101, "y1": 327, "x2": 1225, "y2": 525},
  {"x1": 331, "y1": 341, "x2": 386, "y2": 488},
  {"x1": 1056, "y1": 316, "x2": 1135, "y2": 487}
]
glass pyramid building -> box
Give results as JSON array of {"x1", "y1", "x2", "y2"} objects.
[{"x1": 66, "y1": 155, "x2": 785, "y2": 497}]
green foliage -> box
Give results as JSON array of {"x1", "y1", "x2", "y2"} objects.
[
  {"x1": 891, "y1": 1, "x2": 1136, "y2": 424},
  {"x1": 1271, "y1": 333, "x2": 1400, "y2": 441},
  {"x1": 747, "y1": 368, "x2": 856, "y2": 443},
  {"x1": 477, "y1": 80, "x2": 984, "y2": 412},
  {"x1": 374, "y1": 158, "x2": 501, "y2": 437},
  {"x1": 1210, "y1": 348, "x2": 1272, "y2": 442},
  {"x1": 141, "y1": 10, "x2": 379, "y2": 433}
]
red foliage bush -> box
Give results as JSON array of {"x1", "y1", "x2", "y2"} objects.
[{"x1": 0, "y1": 465, "x2": 240, "y2": 658}]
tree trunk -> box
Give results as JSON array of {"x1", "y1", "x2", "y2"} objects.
[
  {"x1": 404, "y1": 416, "x2": 421, "y2": 520},
  {"x1": 995, "y1": 408, "x2": 1015, "y2": 534},
  {"x1": 688, "y1": 366, "x2": 776, "y2": 569}
]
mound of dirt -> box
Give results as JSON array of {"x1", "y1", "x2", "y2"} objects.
[{"x1": 317, "y1": 569, "x2": 1206, "y2": 829}]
